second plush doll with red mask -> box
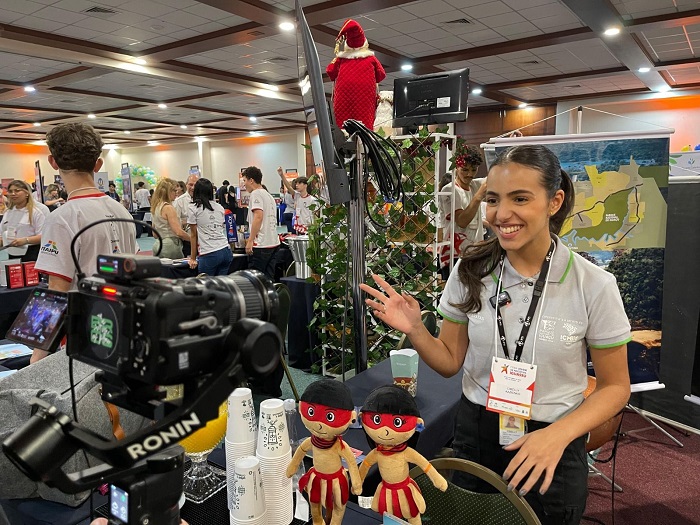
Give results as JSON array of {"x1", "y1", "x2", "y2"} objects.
[
  {"x1": 286, "y1": 380, "x2": 362, "y2": 525},
  {"x1": 326, "y1": 19, "x2": 386, "y2": 130},
  {"x1": 359, "y1": 385, "x2": 447, "y2": 524}
]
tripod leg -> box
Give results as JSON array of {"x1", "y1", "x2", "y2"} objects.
[
  {"x1": 624, "y1": 404, "x2": 683, "y2": 447},
  {"x1": 588, "y1": 465, "x2": 623, "y2": 492},
  {"x1": 281, "y1": 349, "x2": 300, "y2": 402}
]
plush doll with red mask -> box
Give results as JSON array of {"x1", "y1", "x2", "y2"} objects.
[
  {"x1": 286, "y1": 380, "x2": 362, "y2": 525},
  {"x1": 359, "y1": 385, "x2": 447, "y2": 524},
  {"x1": 326, "y1": 19, "x2": 386, "y2": 130}
]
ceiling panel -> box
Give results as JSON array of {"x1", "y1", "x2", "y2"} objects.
[
  {"x1": 502, "y1": 72, "x2": 647, "y2": 100},
  {"x1": 665, "y1": 65, "x2": 700, "y2": 85},
  {"x1": 60, "y1": 71, "x2": 214, "y2": 100},
  {"x1": 0, "y1": 52, "x2": 78, "y2": 83},
  {"x1": 0, "y1": 0, "x2": 697, "y2": 145},
  {"x1": 3, "y1": 90, "x2": 135, "y2": 112},
  {"x1": 112, "y1": 106, "x2": 233, "y2": 124},
  {"x1": 0, "y1": 106, "x2": 70, "y2": 121},
  {"x1": 190, "y1": 94, "x2": 302, "y2": 115},
  {"x1": 6, "y1": 0, "x2": 248, "y2": 51},
  {"x1": 611, "y1": 0, "x2": 700, "y2": 19}
]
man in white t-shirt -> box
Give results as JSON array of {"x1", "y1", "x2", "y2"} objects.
[
  {"x1": 277, "y1": 168, "x2": 317, "y2": 233},
  {"x1": 242, "y1": 166, "x2": 280, "y2": 280},
  {"x1": 33, "y1": 122, "x2": 137, "y2": 362},
  {"x1": 173, "y1": 174, "x2": 198, "y2": 256},
  {"x1": 134, "y1": 182, "x2": 151, "y2": 209},
  {"x1": 437, "y1": 143, "x2": 487, "y2": 279}
]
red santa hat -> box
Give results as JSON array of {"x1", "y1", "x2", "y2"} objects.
[{"x1": 336, "y1": 19, "x2": 366, "y2": 49}]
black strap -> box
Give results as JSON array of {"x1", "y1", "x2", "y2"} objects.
[{"x1": 496, "y1": 240, "x2": 555, "y2": 362}]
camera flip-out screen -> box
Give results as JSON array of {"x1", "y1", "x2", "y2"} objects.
[{"x1": 7, "y1": 289, "x2": 67, "y2": 352}]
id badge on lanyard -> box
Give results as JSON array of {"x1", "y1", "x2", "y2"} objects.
[
  {"x1": 486, "y1": 357, "x2": 537, "y2": 420},
  {"x1": 486, "y1": 240, "x2": 554, "y2": 430}
]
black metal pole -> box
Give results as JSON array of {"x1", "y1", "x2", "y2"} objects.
[{"x1": 349, "y1": 136, "x2": 368, "y2": 373}]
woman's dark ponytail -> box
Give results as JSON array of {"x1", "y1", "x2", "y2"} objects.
[{"x1": 550, "y1": 169, "x2": 574, "y2": 235}]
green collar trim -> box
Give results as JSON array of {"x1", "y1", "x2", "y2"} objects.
[{"x1": 559, "y1": 250, "x2": 574, "y2": 283}]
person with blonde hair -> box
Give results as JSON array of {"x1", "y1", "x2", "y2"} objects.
[
  {"x1": 44, "y1": 183, "x2": 65, "y2": 211},
  {"x1": 150, "y1": 178, "x2": 190, "y2": 259},
  {"x1": 0, "y1": 179, "x2": 46, "y2": 262}
]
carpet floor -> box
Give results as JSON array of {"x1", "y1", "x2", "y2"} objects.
[{"x1": 584, "y1": 410, "x2": 700, "y2": 525}]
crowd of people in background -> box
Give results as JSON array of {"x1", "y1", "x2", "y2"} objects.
[{"x1": 0, "y1": 152, "x2": 318, "y2": 281}]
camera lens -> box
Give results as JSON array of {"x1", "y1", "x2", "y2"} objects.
[
  {"x1": 2, "y1": 407, "x2": 78, "y2": 482},
  {"x1": 203, "y1": 269, "x2": 279, "y2": 326}
]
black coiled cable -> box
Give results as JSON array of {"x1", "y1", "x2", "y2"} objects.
[{"x1": 342, "y1": 119, "x2": 404, "y2": 228}]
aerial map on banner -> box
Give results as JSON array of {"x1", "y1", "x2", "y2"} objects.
[{"x1": 498, "y1": 137, "x2": 669, "y2": 252}]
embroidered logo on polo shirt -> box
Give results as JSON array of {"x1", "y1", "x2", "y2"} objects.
[
  {"x1": 40, "y1": 240, "x2": 59, "y2": 256},
  {"x1": 538, "y1": 319, "x2": 556, "y2": 342},
  {"x1": 560, "y1": 321, "x2": 581, "y2": 343}
]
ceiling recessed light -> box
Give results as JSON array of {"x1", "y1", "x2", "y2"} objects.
[
  {"x1": 24, "y1": 86, "x2": 35, "y2": 93},
  {"x1": 134, "y1": 58, "x2": 147, "y2": 65},
  {"x1": 249, "y1": 116, "x2": 257, "y2": 122},
  {"x1": 638, "y1": 67, "x2": 651, "y2": 73},
  {"x1": 87, "y1": 113, "x2": 96, "y2": 119},
  {"x1": 147, "y1": 141, "x2": 159, "y2": 146},
  {"x1": 658, "y1": 85, "x2": 671, "y2": 92},
  {"x1": 158, "y1": 103, "x2": 167, "y2": 109},
  {"x1": 180, "y1": 124, "x2": 187, "y2": 129},
  {"x1": 604, "y1": 27, "x2": 621, "y2": 36},
  {"x1": 33, "y1": 140, "x2": 46, "y2": 146},
  {"x1": 261, "y1": 84, "x2": 279, "y2": 91},
  {"x1": 279, "y1": 21, "x2": 295, "y2": 31},
  {"x1": 401, "y1": 64, "x2": 413, "y2": 71},
  {"x1": 33, "y1": 122, "x2": 41, "y2": 127},
  {"x1": 518, "y1": 102, "x2": 528, "y2": 109},
  {"x1": 471, "y1": 88, "x2": 483, "y2": 95},
  {"x1": 124, "y1": 130, "x2": 131, "y2": 135}
]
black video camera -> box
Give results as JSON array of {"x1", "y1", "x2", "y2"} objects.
[{"x1": 65, "y1": 254, "x2": 280, "y2": 418}]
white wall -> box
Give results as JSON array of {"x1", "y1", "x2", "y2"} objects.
[
  {"x1": 120, "y1": 142, "x2": 202, "y2": 184},
  {"x1": 117, "y1": 130, "x2": 306, "y2": 190},
  {"x1": 0, "y1": 129, "x2": 308, "y2": 191},
  {"x1": 555, "y1": 90, "x2": 700, "y2": 152},
  {"x1": 209, "y1": 130, "x2": 306, "y2": 191}
]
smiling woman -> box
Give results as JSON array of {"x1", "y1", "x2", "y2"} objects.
[
  {"x1": 0, "y1": 179, "x2": 46, "y2": 262},
  {"x1": 360, "y1": 144, "x2": 632, "y2": 524}
]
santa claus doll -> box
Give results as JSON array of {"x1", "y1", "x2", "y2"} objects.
[{"x1": 327, "y1": 19, "x2": 386, "y2": 130}]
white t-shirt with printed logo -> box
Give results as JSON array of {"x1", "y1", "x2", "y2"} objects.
[
  {"x1": 187, "y1": 201, "x2": 229, "y2": 256},
  {"x1": 248, "y1": 188, "x2": 280, "y2": 248},
  {"x1": 437, "y1": 236, "x2": 631, "y2": 422},
  {"x1": 294, "y1": 193, "x2": 317, "y2": 226},
  {"x1": 35, "y1": 194, "x2": 137, "y2": 289},
  {"x1": 0, "y1": 206, "x2": 46, "y2": 257}
]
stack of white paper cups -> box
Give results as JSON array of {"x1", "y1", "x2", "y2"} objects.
[
  {"x1": 256, "y1": 399, "x2": 293, "y2": 525},
  {"x1": 226, "y1": 388, "x2": 257, "y2": 510},
  {"x1": 229, "y1": 456, "x2": 267, "y2": 525}
]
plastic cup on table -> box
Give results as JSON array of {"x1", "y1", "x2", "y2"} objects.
[
  {"x1": 227, "y1": 388, "x2": 257, "y2": 443},
  {"x1": 256, "y1": 399, "x2": 291, "y2": 459},
  {"x1": 229, "y1": 456, "x2": 266, "y2": 522}
]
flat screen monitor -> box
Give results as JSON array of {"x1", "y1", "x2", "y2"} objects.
[
  {"x1": 296, "y1": 0, "x2": 350, "y2": 205},
  {"x1": 7, "y1": 288, "x2": 67, "y2": 352},
  {"x1": 392, "y1": 68, "x2": 469, "y2": 129}
]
